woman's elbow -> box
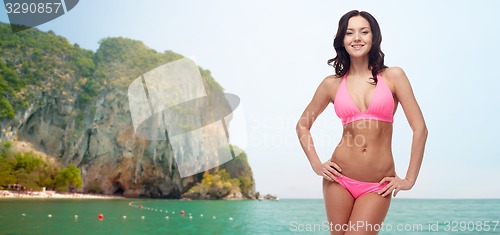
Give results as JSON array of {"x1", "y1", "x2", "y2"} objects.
[
  {"x1": 416, "y1": 124, "x2": 428, "y2": 138},
  {"x1": 295, "y1": 122, "x2": 304, "y2": 135},
  {"x1": 296, "y1": 120, "x2": 310, "y2": 135}
]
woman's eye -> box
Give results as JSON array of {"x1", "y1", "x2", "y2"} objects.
[
  {"x1": 362, "y1": 31, "x2": 369, "y2": 34},
  {"x1": 346, "y1": 32, "x2": 353, "y2": 35}
]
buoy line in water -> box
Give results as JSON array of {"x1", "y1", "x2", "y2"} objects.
[
  {"x1": 16, "y1": 201, "x2": 235, "y2": 221},
  {"x1": 20, "y1": 212, "x2": 233, "y2": 221},
  {"x1": 128, "y1": 201, "x2": 235, "y2": 221}
]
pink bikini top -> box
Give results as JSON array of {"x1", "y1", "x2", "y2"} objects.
[{"x1": 334, "y1": 73, "x2": 394, "y2": 125}]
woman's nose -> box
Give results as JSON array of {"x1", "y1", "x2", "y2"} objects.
[{"x1": 354, "y1": 32, "x2": 361, "y2": 41}]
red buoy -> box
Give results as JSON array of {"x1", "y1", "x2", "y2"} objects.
[
  {"x1": 180, "y1": 210, "x2": 185, "y2": 215},
  {"x1": 140, "y1": 205, "x2": 143, "y2": 209},
  {"x1": 98, "y1": 214, "x2": 104, "y2": 220}
]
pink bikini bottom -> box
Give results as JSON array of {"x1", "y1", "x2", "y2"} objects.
[{"x1": 337, "y1": 175, "x2": 388, "y2": 199}]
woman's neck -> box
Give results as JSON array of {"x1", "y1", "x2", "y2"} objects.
[{"x1": 348, "y1": 56, "x2": 370, "y2": 77}]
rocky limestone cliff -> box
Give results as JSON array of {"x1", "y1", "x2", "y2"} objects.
[{"x1": 0, "y1": 23, "x2": 255, "y2": 198}]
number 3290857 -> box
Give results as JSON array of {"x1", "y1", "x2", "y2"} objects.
[{"x1": 5, "y1": 2, "x2": 63, "y2": 14}]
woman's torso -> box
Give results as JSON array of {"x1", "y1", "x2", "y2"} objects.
[{"x1": 329, "y1": 72, "x2": 397, "y2": 182}]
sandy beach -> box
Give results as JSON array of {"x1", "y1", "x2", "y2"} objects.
[{"x1": 0, "y1": 190, "x2": 123, "y2": 199}]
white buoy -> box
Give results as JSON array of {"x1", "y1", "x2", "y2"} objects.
[
  {"x1": 229, "y1": 217, "x2": 234, "y2": 221},
  {"x1": 21, "y1": 213, "x2": 26, "y2": 216},
  {"x1": 212, "y1": 216, "x2": 216, "y2": 219},
  {"x1": 141, "y1": 216, "x2": 145, "y2": 219},
  {"x1": 165, "y1": 216, "x2": 169, "y2": 219},
  {"x1": 200, "y1": 214, "x2": 204, "y2": 217},
  {"x1": 160, "y1": 210, "x2": 162, "y2": 212},
  {"x1": 189, "y1": 215, "x2": 193, "y2": 219},
  {"x1": 165, "y1": 210, "x2": 168, "y2": 213},
  {"x1": 122, "y1": 215, "x2": 127, "y2": 219},
  {"x1": 74, "y1": 215, "x2": 78, "y2": 219},
  {"x1": 48, "y1": 214, "x2": 52, "y2": 218}
]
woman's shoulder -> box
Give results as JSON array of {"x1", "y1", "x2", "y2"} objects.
[
  {"x1": 315, "y1": 75, "x2": 342, "y2": 100},
  {"x1": 380, "y1": 67, "x2": 411, "y2": 91},
  {"x1": 381, "y1": 67, "x2": 407, "y2": 81},
  {"x1": 321, "y1": 74, "x2": 342, "y2": 88}
]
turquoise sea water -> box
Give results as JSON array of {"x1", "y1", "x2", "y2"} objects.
[{"x1": 0, "y1": 199, "x2": 499, "y2": 234}]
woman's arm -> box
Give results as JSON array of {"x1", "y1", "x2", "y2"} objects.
[
  {"x1": 296, "y1": 76, "x2": 343, "y2": 182},
  {"x1": 379, "y1": 67, "x2": 428, "y2": 197},
  {"x1": 395, "y1": 68, "x2": 428, "y2": 185}
]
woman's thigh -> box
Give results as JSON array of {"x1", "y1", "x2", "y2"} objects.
[
  {"x1": 346, "y1": 192, "x2": 391, "y2": 235},
  {"x1": 323, "y1": 179, "x2": 355, "y2": 235}
]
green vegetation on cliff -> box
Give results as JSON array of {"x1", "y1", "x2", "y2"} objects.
[
  {"x1": 0, "y1": 141, "x2": 82, "y2": 192},
  {"x1": 0, "y1": 23, "x2": 96, "y2": 120},
  {"x1": 219, "y1": 147, "x2": 255, "y2": 197},
  {"x1": 183, "y1": 169, "x2": 253, "y2": 199},
  {"x1": 54, "y1": 164, "x2": 82, "y2": 192},
  {"x1": 183, "y1": 147, "x2": 256, "y2": 199}
]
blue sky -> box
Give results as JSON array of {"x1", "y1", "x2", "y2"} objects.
[{"x1": 1, "y1": 0, "x2": 500, "y2": 198}]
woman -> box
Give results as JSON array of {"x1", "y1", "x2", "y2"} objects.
[{"x1": 296, "y1": 10, "x2": 427, "y2": 234}]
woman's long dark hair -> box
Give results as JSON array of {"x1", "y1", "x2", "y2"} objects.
[{"x1": 327, "y1": 10, "x2": 387, "y2": 84}]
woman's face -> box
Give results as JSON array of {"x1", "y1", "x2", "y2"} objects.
[{"x1": 343, "y1": 16, "x2": 372, "y2": 58}]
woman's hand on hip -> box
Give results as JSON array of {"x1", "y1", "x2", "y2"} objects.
[
  {"x1": 313, "y1": 161, "x2": 343, "y2": 182},
  {"x1": 377, "y1": 176, "x2": 415, "y2": 197}
]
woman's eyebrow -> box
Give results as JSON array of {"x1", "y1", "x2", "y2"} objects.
[{"x1": 346, "y1": 27, "x2": 371, "y2": 31}]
